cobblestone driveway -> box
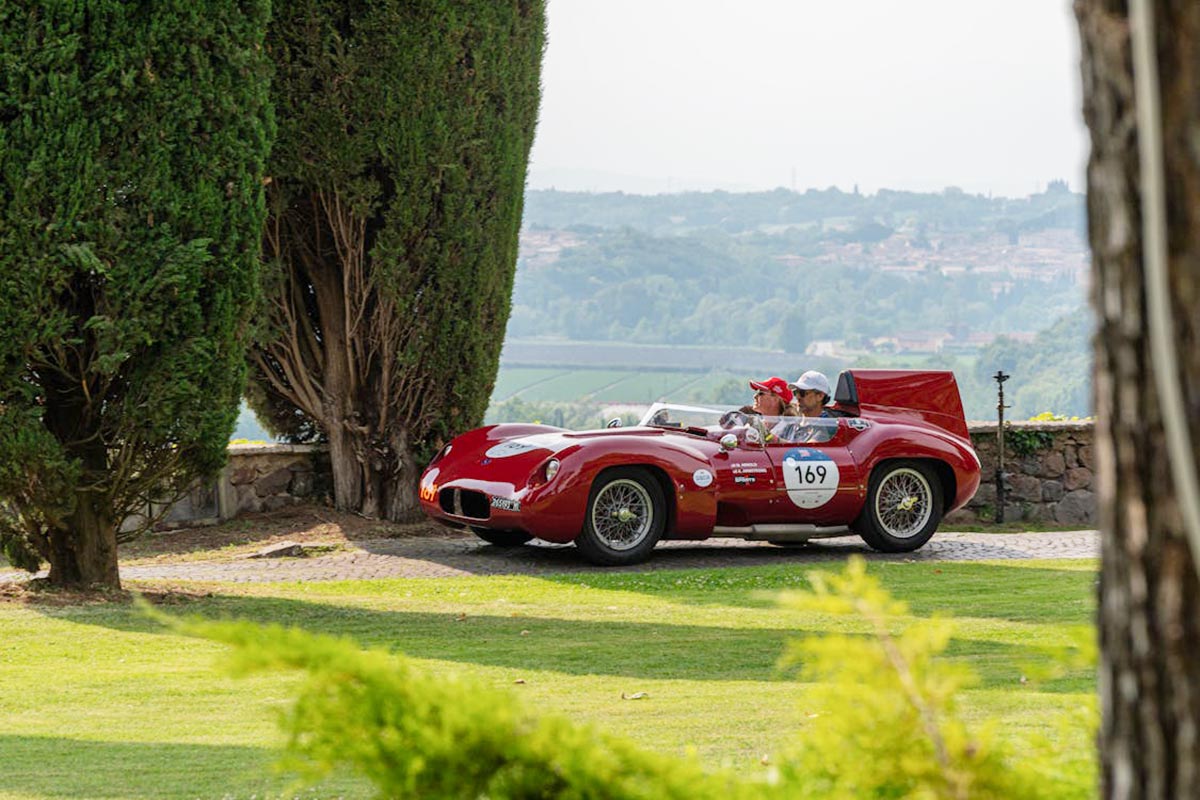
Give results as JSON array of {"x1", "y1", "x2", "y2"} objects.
[{"x1": 0, "y1": 530, "x2": 1098, "y2": 584}]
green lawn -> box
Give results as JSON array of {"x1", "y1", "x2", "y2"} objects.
[{"x1": 0, "y1": 559, "x2": 1097, "y2": 799}]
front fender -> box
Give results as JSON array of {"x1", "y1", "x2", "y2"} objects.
[{"x1": 550, "y1": 436, "x2": 719, "y2": 539}]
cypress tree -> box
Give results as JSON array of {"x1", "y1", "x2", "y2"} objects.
[
  {"x1": 0, "y1": 1, "x2": 272, "y2": 587},
  {"x1": 248, "y1": 0, "x2": 546, "y2": 520}
]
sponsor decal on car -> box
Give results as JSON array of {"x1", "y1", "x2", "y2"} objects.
[
  {"x1": 734, "y1": 475, "x2": 756, "y2": 485},
  {"x1": 692, "y1": 468, "x2": 714, "y2": 488},
  {"x1": 781, "y1": 448, "x2": 840, "y2": 509},
  {"x1": 847, "y1": 418, "x2": 871, "y2": 431},
  {"x1": 490, "y1": 496, "x2": 521, "y2": 512},
  {"x1": 484, "y1": 434, "x2": 561, "y2": 459},
  {"x1": 731, "y1": 462, "x2": 769, "y2": 474},
  {"x1": 419, "y1": 469, "x2": 439, "y2": 502}
]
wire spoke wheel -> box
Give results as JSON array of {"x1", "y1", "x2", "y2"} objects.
[
  {"x1": 873, "y1": 467, "x2": 933, "y2": 539},
  {"x1": 590, "y1": 479, "x2": 654, "y2": 550},
  {"x1": 577, "y1": 467, "x2": 667, "y2": 565},
  {"x1": 856, "y1": 460, "x2": 943, "y2": 553}
]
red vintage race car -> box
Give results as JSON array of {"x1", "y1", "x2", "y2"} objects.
[{"x1": 419, "y1": 369, "x2": 981, "y2": 565}]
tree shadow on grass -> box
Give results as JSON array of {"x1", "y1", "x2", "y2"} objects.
[
  {"x1": 40, "y1": 593, "x2": 1091, "y2": 691},
  {"x1": 0, "y1": 734, "x2": 367, "y2": 800},
  {"x1": 538, "y1": 560, "x2": 1097, "y2": 623}
]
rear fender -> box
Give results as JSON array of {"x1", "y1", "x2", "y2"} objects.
[{"x1": 851, "y1": 429, "x2": 980, "y2": 512}]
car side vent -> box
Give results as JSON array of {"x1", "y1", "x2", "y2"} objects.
[{"x1": 438, "y1": 487, "x2": 491, "y2": 520}]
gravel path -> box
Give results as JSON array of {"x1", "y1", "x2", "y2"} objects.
[{"x1": 0, "y1": 530, "x2": 1099, "y2": 584}]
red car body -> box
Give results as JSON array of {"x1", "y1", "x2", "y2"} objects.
[{"x1": 420, "y1": 369, "x2": 980, "y2": 565}]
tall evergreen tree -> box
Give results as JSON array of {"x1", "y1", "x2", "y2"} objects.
[
  {"x1": 247, "y1": 0, "x2": 545, "y2": 520},
  {"x1": 0, "y1": 1, "x2": 273, "y2": 588}
]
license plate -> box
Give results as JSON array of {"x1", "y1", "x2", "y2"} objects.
[{"x1": 490, "y1": 497, "x2": 520, "y2": 512}]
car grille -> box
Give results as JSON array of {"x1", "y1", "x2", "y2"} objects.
[{"x1": 438, "y1": 487, "x2": 490, "y2": 520}]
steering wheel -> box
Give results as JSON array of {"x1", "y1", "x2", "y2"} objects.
[{"x1": 719, "y1": 410, "x2": 748, "y2": 429}]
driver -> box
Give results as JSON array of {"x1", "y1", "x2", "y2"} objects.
[{"x1": 789, "y1": 371, "x2": 832, "y2": 418}]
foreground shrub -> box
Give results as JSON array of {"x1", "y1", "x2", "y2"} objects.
[
  {"x1": 166, "y1": 558, "x2": 1095, "y2": 798},
  {"x1": 775, "y1": 558, "x2": 1096, "y2": 799}
]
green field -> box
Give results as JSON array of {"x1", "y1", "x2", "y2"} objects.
[{"x1": 0, "y1": 559, "x2": 1098, "y2": 799}]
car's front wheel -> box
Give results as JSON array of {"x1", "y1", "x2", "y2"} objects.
[
  {"x1": 854, "y1": 461, "x2": 943, "y2": 552},
  {"x1": 470, "y1": 528, "x2": 533, "y2": 547},
  {"x1": 576, "y1": 467, "x2": 666, "y2": 565}
]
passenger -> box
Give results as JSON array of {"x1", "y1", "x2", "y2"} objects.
[
  {"x1": 744, "y1": 376, "x2": 793, "y2": 417},
  {"x1": 789, "y1": 371, "x2": 832, "y2": 418}
]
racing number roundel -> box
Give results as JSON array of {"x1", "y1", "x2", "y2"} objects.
[{"x1": 782, "y1": 448, "x2": 839, "y2": 509}]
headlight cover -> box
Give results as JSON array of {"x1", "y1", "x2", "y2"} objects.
[
  {"x1": 429, "y1": 443, "x2": 452, "y2": 467},
  {"x1": 544, "y1": 458, "x2": 560, "y2": 481}
]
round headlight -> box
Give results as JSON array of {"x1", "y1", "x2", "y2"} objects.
[{"x1": 544, "y1": 458, "x2": 560, "y2": 481}]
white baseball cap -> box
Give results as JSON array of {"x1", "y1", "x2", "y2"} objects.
[{"x1": 790, "y1": 370, "x2": 831, "y2": 399}]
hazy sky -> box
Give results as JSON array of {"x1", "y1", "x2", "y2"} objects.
[{"x1": 526, "y1": 1, "x2": 1088, "y2": 198}]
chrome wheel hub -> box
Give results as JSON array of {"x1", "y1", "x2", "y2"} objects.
[
  {"x1": 591, "y1": 479, "x2": 654, "y2": 551},
  {"x1": 875, "y1": 468, "x2": 933, "y2": 539}
]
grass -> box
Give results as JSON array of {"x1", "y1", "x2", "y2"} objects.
[{"x1": 0, "y1": 557, "x2": 1097, "y2": 799}]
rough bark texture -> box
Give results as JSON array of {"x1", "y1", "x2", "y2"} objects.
[{"x1": 1077, "y1": 1, "x2": 1200, "y2": 796}]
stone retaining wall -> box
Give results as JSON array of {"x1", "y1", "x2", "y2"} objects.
[
  {"x1": 947, "y1": 421, "x2": 1096, "y2": 527},
  {"x1": 154, "y1": 444, "x2": 330, "y2": 528},
  {"x1": 158, "y1": 425, "x2": 1098, "y2": 529}
]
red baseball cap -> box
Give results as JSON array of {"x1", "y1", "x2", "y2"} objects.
[{"x1": 748, "y1": 376, "x2": 793, "y2": 404}]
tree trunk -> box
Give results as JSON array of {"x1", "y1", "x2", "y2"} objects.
[
  {"x1": 47, "y1": 491, "x2": 120, "y2": 589},
  {"x1": 1077, "y1": 1, "x2": 1200, "y2": 797}
]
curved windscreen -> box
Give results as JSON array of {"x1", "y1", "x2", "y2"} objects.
[{"x1": 638, "y1": 404, "x2": 842, "y2": 445}]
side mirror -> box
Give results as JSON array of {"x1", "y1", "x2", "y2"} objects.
[
  {"x1": 720, "y1": 433, "x2": 738, "y2": 450},
  {"x1": 606, "y1": 417, "x2": 622, "y2": 429}
]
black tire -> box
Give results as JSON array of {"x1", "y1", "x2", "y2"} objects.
[
  {"x1": 854, "y1": 460, "x2": 943, "y2": 552},
  {"x1": 575, "y1": 467, "x2": 666, "y2": 566},
  {"x1": 470, "y1": 528, "x2": 533, "y2": 547}
]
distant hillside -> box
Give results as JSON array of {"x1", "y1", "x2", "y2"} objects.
[
  {"x1": 490, "y1": 183, "x2": 1093, "y2": 421},
  {"x1": 523, "y1": 182, "x2": 1085, "y2": 237}
]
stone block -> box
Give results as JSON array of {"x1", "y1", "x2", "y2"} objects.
[
  {"x1": 1078, "y1": 445, "x2": 1095, "y2": 470},
  {"x1": 1062, "y1": 445, "x2": 1078, "y2": 467},
  {"x1": 251, "y1": 541, "x2": 304, "y2": 559},
  {"x1": 230, "y1": 466, "x2": 258, "y2": 486},
  {"x1": 1023, "y1": 504, "x2": 1053, "y2": 523},
  {"x1": 1040, "y1": 451, "x2": 1065, "y2": 478},
  {"x1": 289, "y1": 470, "x2": 315, "y2": 497},
  {"x1": 1042, "y1": 480, "x2": 1064, "y2": 503},
  {"x1": 235, "y1": 484, "x2": 263, "y2": 513},
  {"x1": 1064, "y1": 467, "x2": 1092, "y2": 491},
  {"x1": 255, "y1": 467, "x2": 294, "y2": 497},
  {"x1": 971, "y1": 482, "x2": 996, "y2": 506},
  {"x1": 1054, "y1": 489, "x2": 1097, "y2": 527},
  {"x1": 1009, "y1": 474, "x2": 1042, "y2": 502}
]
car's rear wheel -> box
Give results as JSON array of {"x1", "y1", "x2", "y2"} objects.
[
  {"x1": 576, "y1": 467, "x2": 666, "y2": 566},
  {"x1": 854, "y1": 461, "x2": 943, "y2": 552},
  {"x1": 470, "y1": 528, "x2": 533, "y2": 547}
]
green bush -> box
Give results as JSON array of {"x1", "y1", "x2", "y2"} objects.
[{"x1": 170, "y1": 558, "x2": 1096, "y2": 799}]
